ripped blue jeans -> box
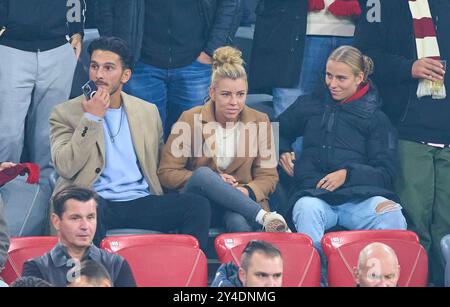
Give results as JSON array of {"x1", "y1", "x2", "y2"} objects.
[{"x1": 292, "y1": 196, "x2": 407, "y2": 252}]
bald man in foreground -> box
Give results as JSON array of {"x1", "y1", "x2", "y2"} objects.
[{"x1": 354, "y1": 242, "x2": 400, "y2": 287}]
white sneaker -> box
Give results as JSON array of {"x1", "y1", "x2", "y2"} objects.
[{"x1": 262, "y1": 212, "x2": 291, "y2": 232}]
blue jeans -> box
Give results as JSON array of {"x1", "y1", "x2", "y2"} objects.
[
  {"x1": 293, "y1": 196, "x2": 407, "y2": 286},
  {"x1": 124, "y1": 60, "x2": 212, "y2": 137},
  {"x1": 273, "y1": 35, "x2": 353, "y2": 157},
  {"x1": 182, "y1": 167, "x2": 263, "y2": 232},
  {"x1": 292, "y1": 196, "x2": 407, "y2": 252}
]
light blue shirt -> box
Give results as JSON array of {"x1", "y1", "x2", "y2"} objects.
[{"x1": 89, "y1": 108, "x2": 151, "y2": 202}]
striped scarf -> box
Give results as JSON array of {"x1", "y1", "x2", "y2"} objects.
[
  {"x1": 0, "y1": 163, "x2": 40, "y2": 186},
  {"x1": 408, "y1": 0, "x2": 446, "y2": 99},
  {"x1": 308, "y1": 0, "x2": 361, "y2": 16}
]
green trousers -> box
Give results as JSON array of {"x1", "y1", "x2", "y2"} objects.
[{"x1": 396, "y1": 140, "x2": 450, "y2": 286}]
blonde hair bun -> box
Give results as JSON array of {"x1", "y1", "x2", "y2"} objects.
[
  {"x1": 213, "y1": 46, "x2": 244, "y2": 71},
  {"x1": 210, "y1": 46, "x2": 247, "y2": 87},
  {"x1": 362, "y1": 55, "x2": 374, "y2": 78}
]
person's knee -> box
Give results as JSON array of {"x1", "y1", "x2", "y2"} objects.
[
  {"x1": 292, "y1": 197, "x2": 327, "y2": 230},
  {"x1": 193, "y1": 166, "x2": 215, "y2": 176},
  {"x1": 190, "y1": 167, "x2": 216, "y2": 185},
  {"x1": 293, "y1": 197, "x2": 326, "y2": 219},
  {"x1": 183, "y1": 167, "x2": 215, "y2": 193},
  {"x1": 375, "y1": 200, "x2": 399, "y2": 214},
  {"x1": 375, "y1": 201, "x2": 407, "y2": 230}
]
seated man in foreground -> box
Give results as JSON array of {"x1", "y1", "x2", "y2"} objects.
[
  {"x1": 354, "y1": 242, "x2": 400, "y2": 287},
  {"x1": 22, "y1": 186, "x2": 136, "y2": 287},
  {"x1": 211, "y1": 240, "x2": 283, "y2": 287}
]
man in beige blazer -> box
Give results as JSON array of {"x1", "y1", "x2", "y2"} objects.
[{"x1": 49, "y1": 37, "x2": 210, "y2": 251}]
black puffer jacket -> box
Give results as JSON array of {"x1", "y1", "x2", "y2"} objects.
[{"x1": 277, "y1": 83, "x2": 399, "y2": 228}]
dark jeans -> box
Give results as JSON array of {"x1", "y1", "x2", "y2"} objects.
[
  {"x1": 94, "y1": 193, "x2": 211, "y2": 252},
  {"x1": 124, "y1": 60, "x2": 211, "y2": 138},
  {"x1": 183, "y1": 167, "x2": 262, "y2": 232}
]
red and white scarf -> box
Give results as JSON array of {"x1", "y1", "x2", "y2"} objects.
[
  {"x1": 0, "y1": 163, "x2": 40, "y2": 186},
  {"x1": 308, "y1": 0, "x2": 361, "y2": 17},
  {"x1": 408, "y1": 0, "x2": 446, "y2": 99}
]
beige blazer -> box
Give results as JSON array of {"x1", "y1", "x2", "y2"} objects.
[
  {"x1": 50, "y1": 92, "x2": 164, "y2": 196},
  {"x1": 158, "y1": 100, "x2": 279, "y2": 211}
]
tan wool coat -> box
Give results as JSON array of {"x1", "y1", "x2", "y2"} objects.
[{"x1": 158, "y1": 100, "x2": 278, "y2": 211}]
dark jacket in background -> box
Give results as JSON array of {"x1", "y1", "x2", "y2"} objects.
[
  {"x1": 97, "y1": 0, "x2": 242, "y2": 65},
  {"x1": 22, "y1": 243, "x2": 136, "y2": 287},
  {"x1": 278, "y1": 83, "x2": 399, "y2": 229},
  {"x1": 0, "y1": 0, "x2": 85, "y2": 52},
  {"x1": 139, "y1": 1, "x2": 208, "y2": 68},
  {"x1": 249, "y1": 0, "x2": 308, "y2": 93},
  {"x1": 249, "y1": 0, "x2": 367, "y2": 93},
  {"x1": 210, "y1": 262, "x2": 243, "y2": 287},
  {"x1": 354, "y1": 0, "x2": 450, "y2": 143},
  {"x1": 84, "y1": 0, "x2": 99, "y2": 29}
]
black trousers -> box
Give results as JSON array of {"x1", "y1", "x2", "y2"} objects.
[{"x1": 94, "y1": 193, "x2": 211, "y2": 252}]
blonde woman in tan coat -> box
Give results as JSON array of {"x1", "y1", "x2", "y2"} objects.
[{"x1": 158, "y1": 46, "x2": 289, "y2": 233}]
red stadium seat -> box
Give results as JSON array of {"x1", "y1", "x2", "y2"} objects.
[
  {"x1": 0, "y1": 236, "x2": 58, "y2": 284},
  {"x1": 321, "y1": 230, "x2": 428, "y2": 287},
  {"x1": 215, "y1": 232, "x2": 320, "y2": 287},
  {"x1": 100, "y1": 234, "x2": 207, "y2": 287}
]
